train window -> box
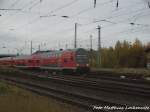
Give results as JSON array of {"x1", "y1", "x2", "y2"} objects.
[
  {"x1": 64, "y1": 59, "x2": 67, "y2": 63},
  {"x1": 28, "y1": 60, "x2": 32, "y2": 63},
  {"x1": 70, "y1": 56, "x2": 73, "y2": 61},
  {"x1": 36, "y1": 60, "x2": 40, "y2": 63}
]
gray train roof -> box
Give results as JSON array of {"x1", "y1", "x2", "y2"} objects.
[
  {"x1": 0, "y1": 57, "x2": 12, "y2": 60},
  {"x1": 13, "y1": 55, "x2": 32, "y2": 60},
  {"x1": 33, "y1": 48, "x2": 86, "y2": 54},
  {"x1": 32, "y1": 48, "x2": 87, "y2": 58},
  {"x1": 0, "y1": 54, "x2": 16, "y2": 58}
]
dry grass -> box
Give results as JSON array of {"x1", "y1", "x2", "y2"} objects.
[
  {"x1": 0, "y1": 82, "x2": 80, "y2": 112},
  {"x1": 92, "y1": 68, "x2": 150, "y2": 77}
]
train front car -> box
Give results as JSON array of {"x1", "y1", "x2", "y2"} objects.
[
  {"x1": 61, "y1": 48, "x2": 90, "y2": 74},
  {"x1": 74, "y1": 48, "x2": 90, "y2": 73}
]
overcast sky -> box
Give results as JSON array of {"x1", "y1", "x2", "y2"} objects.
[{"x1": 0, "y1": 0, "x2": 150, "y2": 54}]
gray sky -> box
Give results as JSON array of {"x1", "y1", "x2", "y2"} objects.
[{"x1": 0, "y1": 0, "x2": 150, "y2": 54}]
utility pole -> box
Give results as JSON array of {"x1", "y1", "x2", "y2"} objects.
[
  {"x1": 65, "y1": 44, "x2": 68, "y2": 49},
  {"x1": 90, "y1": 35, "x2": 93, "y2": 51},
  {"x1": 25, "y1": 41, "x2": 27, "y2": 54},
  {"x1": 31, "y1": 41, "x2": 32, "y2": 55},
  {"x1": 58, "y1": 42, "x2": 61, "y2": 50},
  {"x1": 74, "y1": 23, "x2": 77, "y2": 48},
  {"x1": 97, "y1": 25, "x2": 101, "y2": 67},
  {"x1": 90, "y1": 35, "x2": 93, "y2": 67},
  {"x1": 38, "y1": 45, "x2": 40, "y2": 51}
]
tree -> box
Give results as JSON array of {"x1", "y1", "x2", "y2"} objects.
[{"x1": 90, "y1": 38, "x2": 148, "y2": 68}]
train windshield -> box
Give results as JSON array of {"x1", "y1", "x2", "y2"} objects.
[{"x1": 75, "y1": 49, "x2": 89, "y2": 64}]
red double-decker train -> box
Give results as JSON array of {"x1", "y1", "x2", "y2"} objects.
[{"x1": 0, "y1": 48, "x2": 90, "y2": 73}]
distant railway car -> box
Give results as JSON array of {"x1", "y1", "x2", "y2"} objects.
[
  {"x1": 13, "y1": 55, "x2": 40, "y2": 69},
  {"x1": 0, "y1": 57, "x2": 13, "y2": 66}
]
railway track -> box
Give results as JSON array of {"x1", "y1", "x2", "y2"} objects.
[
  {"x1": 89, "y1": 71, "x2": 150, "y2": 84},
  {"x1": 18, "y1": 68, "x2": 150, "y2": 85},
  {"x1": 0, "y1": 68, "x2": 150, "y2": 112},
  {"x1": 20, "y1": 69, "x2": 150, "y2": 98},
  {"x1": 0, "y1": 74, "x2": 126, "y2": 112},
  {"x1": 47, "y1": 75, "x2": 150, "y2": 97}
]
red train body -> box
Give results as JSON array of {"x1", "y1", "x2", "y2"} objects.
[{"x1": 0, "y1": 48, "x2": 90, "y2": 73}]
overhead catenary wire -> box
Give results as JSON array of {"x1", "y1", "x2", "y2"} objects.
[
  {"x1": 73, "y1": 6, "x2": 149, "y2": 29},
  {"x1": 2, "y1": 6, "x2": 150, "y2": 34},
  {"x1": 19, "y1": 6, "x2": 150, "y2": 44},
  {"x1": 9, "y1": 0, "x2": 20, "y2": 8},
  {"x1": 131, "y1": 11, "x2": 150, "y2": 22},
  {"x1": 31, "y1": 0, "x2": 149, "y2": 48},
  {"x1": 37, "y1": 0, "x2": 149, "y2": 48},
  {"x1": 72, "y1": 0, "x2": 113, "y2": 18},
  {"x1": 5, "y1": 0, "x2": 80, "y2": 31},
  {"x1": 0, "y1": 1, "x2": 148, "y2": 26},
  {"x1": 21, "y1": 0, "x2": 39, "y2": 9},
  {"x1": 41, "y1": 0, "x2": 79, "y2": 17},
  {"x1": 1, "y1": 0, "x2": 142, "y2": 31},
  {"x1": 0, "y1": 8, "x2": 21, "y2": 11},
  {"x1": 28, "y1": 0, "x2": 41, "y2": 10},
  {"x1": 66, "y1": 0, "x2": 145, "y2": 23},
  {"x1": 0, "y1": 0, "x2": 40, "y2": 24},
  {"x1": 0, "y1": 0, "x2": 150, "y2": 51}
]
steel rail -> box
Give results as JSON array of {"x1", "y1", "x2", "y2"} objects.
[
  {"x1": 0, "y1": 75, "x2": 128, "y2": 112},
  {"x1": 47, "y1": 75, "x2": 150, "y2": 98},
  {"x1": 6, "y1": 69, "x2": 150, "y2": 97}
]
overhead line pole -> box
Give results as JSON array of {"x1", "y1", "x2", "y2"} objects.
[
  {"x1": 31, "y1": 41, "x2": 33, "y2": 55},
  {"x1": 38, "y1": 45, "x2": 41, "y2": 51},
  {"x1": 97, "y1": 25, "x2": 101, "y2": 67},
  {"x1": 90, "y1": 35, "x2": 93, "y2": 50},
  {"x1": 90, "y1": 34, "x2": 93, "y2": 67},
  {"x1": 74, "y1": 23, "x2": 77, "y2": 48}
]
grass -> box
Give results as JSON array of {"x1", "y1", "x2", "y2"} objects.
[
  {"x1": 0, "y1": 82, "x2": 80, "y2": 112},
  {"x1": 92, "y1": 68, "x2": 150, "y2": 77},
  {"x1": 0, "y1": 82, "x2": 12, "y2": 94}
]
